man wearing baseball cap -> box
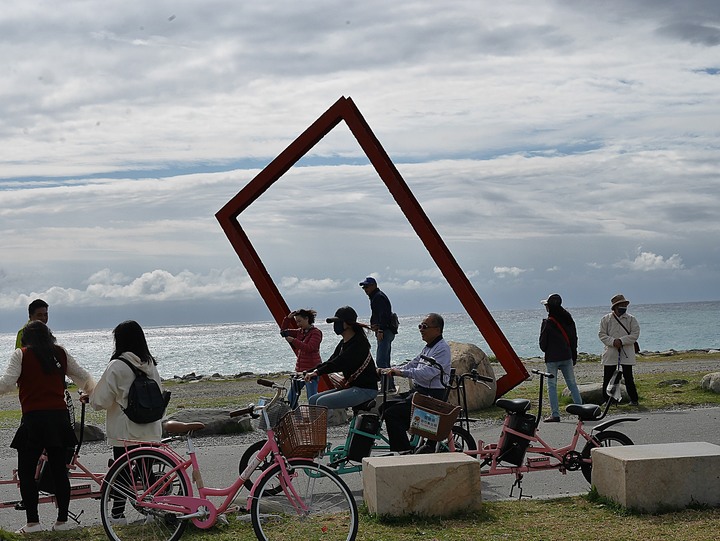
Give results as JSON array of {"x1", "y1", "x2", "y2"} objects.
[
  {"x1": 598, "y1": 294, "x2": 641, "y2": 405},
  {"x1": 359, "y1": 277, "x2": 397, "y2": 392}
]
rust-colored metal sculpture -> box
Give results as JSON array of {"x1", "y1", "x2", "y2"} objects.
[{"x1": 216, "y1": 96, "x2": 528, "y2": 397}]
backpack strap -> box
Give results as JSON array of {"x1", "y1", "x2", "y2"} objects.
[{"x1": 116, "y1": 356, "x2": 141, "y2": 377}]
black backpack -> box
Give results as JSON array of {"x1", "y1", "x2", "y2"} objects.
[{"x1": 117, "y1": 357, "x2": 170, "y2": 424}]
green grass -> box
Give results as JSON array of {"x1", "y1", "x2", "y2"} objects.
[{"x1": 3, "y1": 497, "x2": 719, "y2": 540}]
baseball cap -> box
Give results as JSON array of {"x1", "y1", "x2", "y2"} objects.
[
  {"x1": 540, "y1": 293, "x2": 563, "y2": 307},
  {"x1": 359, "y1": 276, "x2": 377, "y2": 287},
  {"x1": 326, "y1": 306, "x2": 358, "y2": 325}
]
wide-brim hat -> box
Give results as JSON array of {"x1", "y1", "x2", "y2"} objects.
[
  {"x1": 540, "y1": 293, "x2": 562, "y2": 307},
  {"x1": 611, "y1": 294, "x2": 630, "y2": 308},
  {"x1": 326, "y1": 305, "x2": 358, "y2": 325}
]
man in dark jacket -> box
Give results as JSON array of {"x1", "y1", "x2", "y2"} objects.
[
  {"x1": 539, "y1": 293, "x2": 582, "y2": 422},
  {"x1": 359, "y1": 277, "x2": 397, "y2": 392}
]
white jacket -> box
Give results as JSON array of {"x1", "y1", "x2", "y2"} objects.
[
  {"x1": 598, "y1": 312, "x2": 640, "y2": 366},
  {"x1": 90, "y1": 352, "x2": 164, "y2": 447}
]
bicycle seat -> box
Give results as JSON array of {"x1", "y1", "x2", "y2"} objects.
[
  {"x1": 351, "y1": 399, "x2": 376, "y2": 414},
  {"x1": 164, "y1": 420, "x2": 206, "y2": 434},
  {"x1": 566, "y1": 403, "x2": 602, "y2": 421},
  {"x1": 495, "y1": 398, "x2": 531, "y2": 413}
]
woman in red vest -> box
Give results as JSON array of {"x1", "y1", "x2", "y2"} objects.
[{"x1": 0, "y1": 321, "x2": 95, "y2": 534}]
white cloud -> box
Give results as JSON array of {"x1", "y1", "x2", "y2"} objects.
[
  {"x1": 1, "y1": 0, "x2": 719, "y2": 330},
  {"x1": 615, "y1": 251, "x2": 685, "y2": 271},
  {"x1": 493, "y1": 266, "x2": 529, "y2": 278}
]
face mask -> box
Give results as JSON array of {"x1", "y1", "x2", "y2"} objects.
[
  {"x1": 615, "y1": 307, "x2": 627, "y2": 315},
  {"x1": 333, "y1": 320, "x2": 345, "y2": 335}
]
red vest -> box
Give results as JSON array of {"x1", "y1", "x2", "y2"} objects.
[{"x1": 17, "y1": 346, "x2": 68, "y2": 414}]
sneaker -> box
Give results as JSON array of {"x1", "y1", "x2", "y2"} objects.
[
  {"x1": 108, "y1": 515, "x2": 127, "y2": 526},
  {"x1": 543, "y1": 416, "x2": 560, "y2": 423},
  {"x1": 52, "y1": 521, "x2": 73, "y2": 531},
  {"x1": 16, "y1": 523, "x2": 43, "y2": 534},
  {"x1": 629, "y1": 401, "x2": 639, "y2": 406}
]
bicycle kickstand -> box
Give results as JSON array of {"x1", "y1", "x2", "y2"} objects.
[{"x1": 509, "y1": 473, "x2": 530, "y2": 500}]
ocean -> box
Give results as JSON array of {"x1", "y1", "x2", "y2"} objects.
[{"x1": 1, "y1": 301, "x2": 718, "y2": 381}]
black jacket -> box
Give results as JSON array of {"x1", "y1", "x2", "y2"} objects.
[
  {"x1": 539, "y1": 315, "x2": 578, "y2": 363},
  {"x1": 315, "y1": 333, "x2": 379, "y2": 390}
]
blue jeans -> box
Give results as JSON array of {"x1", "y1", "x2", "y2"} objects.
[
  {"x1": 287, "y1": 378, "x2": 319, "y2": 409},
  {"x1": 376, "y1": 330, "x2": 396, "y2": 390},
  {"x1": 546, "y1": 359, "x2": 582, "y2": 418},
  {"x1": 308, "y1": 386, "x2": 378, "y2": 409}
]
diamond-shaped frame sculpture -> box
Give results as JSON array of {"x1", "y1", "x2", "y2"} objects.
[{"x1": 216, "y1": 96, "x2": 528, "y2": 397}]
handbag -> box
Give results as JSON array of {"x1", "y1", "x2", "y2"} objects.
[
  {"x1": 612, "y1": 314, "x2": 641, "y2": 354},
  {"x1": 326, "y1": 352, "x2": 374, "y2": 390}
]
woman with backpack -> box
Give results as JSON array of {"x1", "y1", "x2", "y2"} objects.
[
  {"x1": 87, "y1": 320, "x2": 165, "y2": 523},
  {"x1": 0, "y1": 321, "x2": 95, "y2": 533}
]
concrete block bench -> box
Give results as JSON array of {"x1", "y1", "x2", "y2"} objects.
[
  {"x1": 592, "y1": 441, "x2": 720, "y2": 513},
  {"x1": 362, "y1": 453, "x2": 481, "y2": 516}
]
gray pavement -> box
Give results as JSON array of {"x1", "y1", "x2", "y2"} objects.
[{"x1": 1, "y1": 406, "x2": 719, "y2": 533}]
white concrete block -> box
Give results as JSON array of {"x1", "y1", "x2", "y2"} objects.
[
  {"x1": 592, "y1": 442, "x2": 720, "y2": 513},
  {"x1": 362, "y1": 453, "x2": 481, "y2": 516}
]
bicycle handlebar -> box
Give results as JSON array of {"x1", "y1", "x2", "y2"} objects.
[
  {"x1": 531, "y1": 368, "x2": 554, "y2": 379},
  {"x1": 229, "y1": 405, "x2": 255, "y2": 418},
  {"x1": 420, "y1": 354, "x2": 494, "y2": 385},
  {"x1": 257, "y1": 378, "x2": 276, "y2": 387}
]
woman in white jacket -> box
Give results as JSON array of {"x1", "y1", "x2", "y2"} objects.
[{"x1": 88, "y1": 320, "x2": 164, "y2": 522}]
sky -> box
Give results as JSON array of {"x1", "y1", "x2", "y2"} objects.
[{"x1": 1, "y1": 0, "x2": 719, "y2": 333}]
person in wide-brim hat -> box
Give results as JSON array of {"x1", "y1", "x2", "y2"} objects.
[{"x1": 599, "y1": 293, "x2": 641, "y2": 406}]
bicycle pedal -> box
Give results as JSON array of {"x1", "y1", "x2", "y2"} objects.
[{"x1": 216, "y1": 514, "x2": 229, "y2": 526}]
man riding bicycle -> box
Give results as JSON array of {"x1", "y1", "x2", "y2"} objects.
[{"x1": 379, "y1": 313, "x2": 451, "y2": 453}]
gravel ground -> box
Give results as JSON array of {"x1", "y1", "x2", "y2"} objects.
[{"x1": 1, "y1": 356, "x2": 718, "y2": 459}]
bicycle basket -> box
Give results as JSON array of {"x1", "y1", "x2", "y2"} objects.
[
  {"x1": 409, "y1": 393, "x2": 461, "y2": 440},
  {"x1": 275, "y1": 405, "x2": 328, "y2": 458},
  {"x1": 256, "y1": 397, "x2": 291, "y2": 430}
]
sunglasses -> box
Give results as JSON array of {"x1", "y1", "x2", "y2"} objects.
[{"x1": 418, "y1": 323, "x2": 438, "y2": 330}]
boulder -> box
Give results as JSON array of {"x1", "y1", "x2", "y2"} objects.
[
  {"x1": 447, "y1": 342, "x2": 497, "y2": 410},
  {"x1": 701, "y1": 372, "x2": 720, "y2": 393},
  {"x1": 568, "y1": 382, "x2": 628, "y2": 405},
  {"x1": 164, "y1": 408, "x2": 252, "y2": 437},
  {"x1": 75, "y1": 423, "x2": 105, "y2": 442}
]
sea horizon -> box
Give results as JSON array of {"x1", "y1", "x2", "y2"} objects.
[{"x1": 1, "y1": 299, "x2": 718, "y2": 381}]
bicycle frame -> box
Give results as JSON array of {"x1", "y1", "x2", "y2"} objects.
[
  {"x1": 113, "y1": 388, "x2": 314, "y2": 529},
  {"x1": 0, "y1": 399, "x2": 105, "y2": 521}
]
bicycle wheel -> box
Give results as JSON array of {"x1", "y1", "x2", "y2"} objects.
[
  {"x1": 239, "y1": 439, "x2": 282, "y2": 495},
  {"x1": 100, "y1": 448, "x2": 189, "y2": 541},
  {"x1": 448, "y1": 425, "x2": 477, "y2": 453},
  {"x1": 580, "y1": 430, "x2": 633, "y2": 483},
  {"x1": 250, "y1": 459, "x2": 358, "y2": 541}
]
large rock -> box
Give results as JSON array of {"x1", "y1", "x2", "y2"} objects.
[
  {"x1": 569, "y1": 382, "x2": 628, "y2": 405},
  {"x1": 447, "y1": 342, "x2": 497, "y2": 410},
  {"x1": 701, "y1": 372, "x2": 720, "y2": 393},
  {"x1": 164, "y1": 408, "x2": 252, "y2": 437},
  {"x1": 75, "y1": 423, "x2": 105, "y2": 442}
]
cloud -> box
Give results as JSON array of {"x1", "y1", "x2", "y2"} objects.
[
  {"x1": 615, "y1": 251, "x2": 685, "y2": 271},
  {"x1": 493, "y1": 266, "x2": 530, "y2": 278}
]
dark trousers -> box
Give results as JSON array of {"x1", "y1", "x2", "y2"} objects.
[
  {"x1": 603, "y1": 364, "x2": 639, "y2": 403},
  {"x1": 381, "y1": 387, "x2": 446, "y2": 452},
  {"x1": 18, "y1": 446, "x2": 70, "y2": 523}
]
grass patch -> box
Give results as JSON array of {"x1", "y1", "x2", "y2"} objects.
[{"x1": 3, "y1": 496, "x2": 719, "y2": 540}]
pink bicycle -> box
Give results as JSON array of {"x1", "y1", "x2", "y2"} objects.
[
  {"x1": 98, "y1": 379, "x2": 358, "y2": 541},
  {"x1": 0, "y1": 393, "x2": 105, "y2": 524}
]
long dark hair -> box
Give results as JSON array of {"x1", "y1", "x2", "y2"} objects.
[
  {"x1": 21, "y1": 321, "x2": 62, "y2": 374},
  {"x1": 112, "y1": 320, "x2": 156, "y2": 365}
]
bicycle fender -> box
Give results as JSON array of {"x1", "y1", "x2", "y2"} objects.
[{"x1": 593, "y1": 416, "x2": 640, "y2": 432}]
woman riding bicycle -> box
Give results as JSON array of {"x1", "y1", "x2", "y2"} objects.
[{"x1": 306, "y1": 306, "x2": 379, "y2": 409}]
